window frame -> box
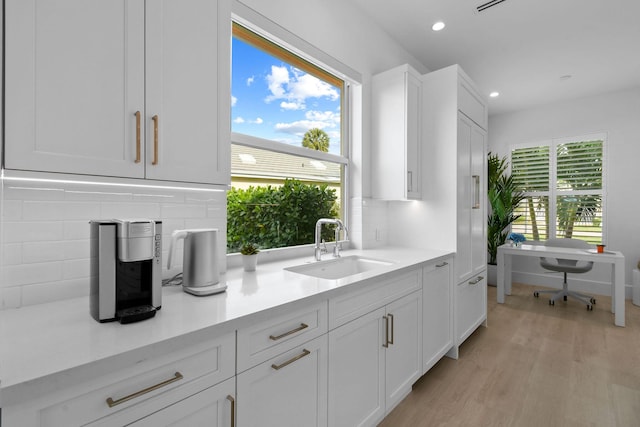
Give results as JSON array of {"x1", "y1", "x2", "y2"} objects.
[
  {"x1": 510, "y1": 132, "x2": 607, "y2": 243},
  {"x1": 229, "y1": 15, "x2": 354, "y2": 254}
]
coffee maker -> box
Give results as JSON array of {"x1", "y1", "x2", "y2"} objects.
[{"x1": 90, "y1": 219, "x2": 162, "y2": 323}]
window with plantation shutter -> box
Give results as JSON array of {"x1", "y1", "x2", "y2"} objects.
[{"x1": 511, "y1": 135, "x2": 605, "y2": 244}]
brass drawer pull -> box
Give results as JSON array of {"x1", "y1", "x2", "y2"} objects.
[
  {"x1": 134, "y1": 111, "x2": 141, "y2": 163},
  {"x1": 271, "y1": 349, "x2": 311, "y2": 370},
  {"x1": 436, "y1": 262, "x2": 448, "y2": 268},
  {"x1": 469, "y1": 276, "x2": 484, "y2": 285},
  {"x1": 226, "y1": 395, "x2": 236, "y2": 427},
  {"x1": 106, "y1": 372, "x2": 183, "y2": 408},
  {"x1": 269, "y1": 323, "x2": 308, "y2": 341},
  {"x1": 152, "y1": 114, "x2": 159, "y2": 165}
]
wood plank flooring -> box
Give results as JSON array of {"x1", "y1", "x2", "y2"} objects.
[{"x1": 379, "y1": 283, "x2": 640, "y2": 427}]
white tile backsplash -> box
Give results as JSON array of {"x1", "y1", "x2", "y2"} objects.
[{"x1": 1, "y1": 177, "x2": 227, "y2": 309}]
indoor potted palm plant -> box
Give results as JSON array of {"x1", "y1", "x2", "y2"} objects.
[{"x1": 487, "y1": 152, "x2": 525, "y2": 285}]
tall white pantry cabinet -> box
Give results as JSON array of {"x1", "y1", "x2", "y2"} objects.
[
  {"x1": 421, "y1": 65, "x2": 488, "y2": 358},
  {"x1": 3, "y1": 0, "x2": 230, "y2": 185}
]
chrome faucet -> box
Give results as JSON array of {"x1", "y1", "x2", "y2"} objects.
[{"x1": 315, "y1": 218, "x2": 347, "y2": 261}]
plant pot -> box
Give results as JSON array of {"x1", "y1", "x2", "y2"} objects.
[
  {"x1": 242, "y1": 254, "x2": 258, "y2": 272},
  {"x1": 487, "y1": 263, "x2": 497, "y2": 287}
]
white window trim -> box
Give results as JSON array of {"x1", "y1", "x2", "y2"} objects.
[{"x1": 511, "y1": 132, "x2": 607, "y2": 241}]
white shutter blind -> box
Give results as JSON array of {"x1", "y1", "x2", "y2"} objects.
[{"x1": 511, "y1": 146, "x2": 549, "y2": 191}]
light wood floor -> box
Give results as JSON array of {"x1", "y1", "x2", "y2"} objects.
[{"x1": 379, "y1": 283, "x2": 640, "y2": 427}]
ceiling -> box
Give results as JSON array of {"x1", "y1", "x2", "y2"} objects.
[{"x1": 348, "y1": 0, "x2": 640, "y2": 116}]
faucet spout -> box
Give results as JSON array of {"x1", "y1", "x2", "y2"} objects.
[{"x1": 315, "y1": 218, "x2": 347, "y2": 261}]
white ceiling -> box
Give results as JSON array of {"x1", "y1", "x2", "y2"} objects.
[{"x1": 348, "y1": 0, "x2": 640, "y2": 116}]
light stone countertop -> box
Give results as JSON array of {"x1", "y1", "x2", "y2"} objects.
[{"x1": 0, "y1": 247, "x2": 452, "y2": 406}]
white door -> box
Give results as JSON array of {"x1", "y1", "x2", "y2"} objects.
[
  {"x1": 129, "y1": 377, "x2": 235, "y2": 427},
  {"x1": 384, "y1": 291, "x2": 422, "y2": 412},
  {"x1": 145, "y1": 0, "x2": 230, "y2": 184},
  {"x1": 328, "y1": 308, "x2": 385, "y2": 427},
  {"x1": 4, "y1": 0, "x2": 145, "y2": 178},
  {"x1": 237, "y1": 335, "x2": 328, "y2": 427},
  {"x1": 422, "y1": 260, "x2": 453, "y2": 374}
]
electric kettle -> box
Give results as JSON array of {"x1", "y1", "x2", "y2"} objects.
[{"x1": 167, "y1": 229, "x2": 226, "y2": 296}]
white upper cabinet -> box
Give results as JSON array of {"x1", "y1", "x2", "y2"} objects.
[
  {"x1": 371, "y1": 64, "x2": 421, "y2": 200},
  {"x1": 4, "y1": 0, "x2": 230, "y2": 185}
]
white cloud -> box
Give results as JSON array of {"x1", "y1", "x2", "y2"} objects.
[
  {"x1": 246, "y1": 76, "x2": 255, "y2": 86},
  {"x1": 264, "y1": 65, "x2": 339, "y2": 109},
  {"x1": 231, "y1": 96, "x2": 237, "y2": 107},
  {"x1": 250, "y1": 117, "x2": 264, "y2": 124},
  {"x1": 275, "y1": 120, "x2": 330, "y2": 135},
  {"x1": 233, "y1": 117, "x2": 245, "y2": 124}
]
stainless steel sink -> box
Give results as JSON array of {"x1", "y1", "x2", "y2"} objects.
[{"x1": 285, "y1": 255, "x2": 393, "y2": 280}]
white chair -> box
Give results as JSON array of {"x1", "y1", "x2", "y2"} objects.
[{"x1": 533, "y1": 238, "x2": 597, "y2": 310}]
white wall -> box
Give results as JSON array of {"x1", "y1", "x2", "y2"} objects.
[{"x1": 489, "y1": 87, "x2": 640, "y2": 295}]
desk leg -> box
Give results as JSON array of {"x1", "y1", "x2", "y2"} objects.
[
  {"x1": 497, "y1": 250, "x2": 511, "y2": 304},
  {"x1": 613, "y1": 260, "x2": 625, "y2": 327},
  {"x1": 505, "y1": 254, "x2": 512, "y2": 296}
]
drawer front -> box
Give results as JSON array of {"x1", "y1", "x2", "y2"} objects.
[
  {"x1": 237, "y1": 301, "x2": 328, "y2": 372},
  {"x1": 329, "y1": 269, "x2": 421, "y2": 330},
  {"x1": 456, "y1": 273, "x2": 487, "y2": 344},
  {"x1": 40, "y1": 332, "x2": 235, "y2": 426}
]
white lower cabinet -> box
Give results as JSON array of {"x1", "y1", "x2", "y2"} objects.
[
  {"x1": 422, "y1": 258, "x2": 453, "y2": 374},
  {"x1": 456, "y1": 272, "x2": 487, "y2": 345},
  {"x1": 328, "y1": 290, "x2": 422, "y2": 427},
  {"x1": 237, "y1": 335, "x2": 328, "y2": 427}
]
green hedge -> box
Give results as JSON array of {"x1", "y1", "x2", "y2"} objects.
[{"x1": 227, "y1": 179, "x2": 339, "y2": 253}]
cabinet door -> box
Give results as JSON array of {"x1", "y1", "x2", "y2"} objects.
[
  {"x1": 405, "y1": 70, "x2": 421, "y2": 199},
  {"x1": 145, "y1": 0, "x2": 230, "y2": 184},
  {"x1": 5, "y1": 0, "x2": 145, "y2": 178},
  {"x1": 422, "y1": 260, "x2": 453, "y2": 374},
  {"x1": 129, "y1": 377, "x2": 235, "y2": 427},
  {"x1": 237, "y1": 335, "x2": 327, "y2": 427},
  {"x1": 456, "y1": 114, "x2": 474, "y2": 282},
  {"x1": 328, "y1": 308, "x2": 385, "y2": 427},
  {"x1": 385, "y1": 291, "x2": 422, "y2": 413},
  {"x1": 470, "y1": 123, "x2": 487, "y2": 277},
  {"x1": 456, "y1": 273, "x2": 487, "y2": 344}
]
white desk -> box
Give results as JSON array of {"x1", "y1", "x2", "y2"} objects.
[{"x1": 497, "y1": 243, "x2": 626, "y2": 327}]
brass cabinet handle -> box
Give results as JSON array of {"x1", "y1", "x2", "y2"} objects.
[
  {"x1": 469, "y1": 276, "x2": 484, "y2": 285},
  {"x1": 388, "y1": 313, "x2": 394, "y2": 345},
  {"x1": 269, "y1": 323, "x2": 308, "y2": 341},
  {"x1": 383, "y1": 315, "x2": 390, "y2": 348},
  {"x1": 134, "y1": 111, "x2": 141, "y2": 163},
  {"x1": 472, "y1": 175, "x2": 480, "y2": 209},
  {"x1": 106, "y1": 372, "x2": 183, "y2": 408},
  {"x1": 226, "y1": 395, "x2": 236, "y2": 427},
  {"x1": 436, "y1": 262, "x2": 449, "y2": 268},
  {"x1": 271, "y1": 349, "x2": 311, "y2": 370},
  {"x1": 152, "y1": 115, "x2": 159, "y2": 165}
]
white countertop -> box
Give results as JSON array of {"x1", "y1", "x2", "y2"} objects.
[{"x1": 0, "y1": 247, "x2": 452, "y2": 406}]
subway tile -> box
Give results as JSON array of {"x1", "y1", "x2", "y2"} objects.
[
  {"x1": 64, "y1": 221, "x2": 92, "y2": 240},
  {"x1": 3, "y1": 221, "x2": 65, "y2": 243},
  {"x1": 132, "y1": 191, "x2": 181, "y2": 203},
  {"x1": 63, "y1": 258, "x2": 89, "y2": 280},
  {"x1": 0, "y1": 286, "x2": 22, "y2": 309},
  {"x1": 2, "y1": 261, "x2": 63, "y2": 286},
  {"x1": 3, "y1": 185, "x2": 65, "y2": 201},
  {"x1": 161, "y1": 203, "x2": 207, "y2": 219},
  {"x1": 22, "y1": 200, "x2": 101, "y2": 221},
  {"x1": 64, "y1": 188, "x2": 133, "y2": 202},
  {"x1": 2, "y1": 243, "x2": 23, "y2": 265},
  {"x1": 2, "y1": 200, "x2": 23, "y2": 220},
  {"x1": 100, "y1": 202, "x2": 162, "y2": 219},
  {"x1": 21, "y1": 278, "x2": 89, "y2": 306},
  {"x1": 63, "y1": 240, "x2": 90, "y2": 260},
  {"x1": 22, "y1": 241, "x2": 67, "y2": 263}
]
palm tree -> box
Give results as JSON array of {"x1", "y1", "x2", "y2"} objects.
[{"x1": 302, "y1": 128, "x2": 330, "y2": 152}]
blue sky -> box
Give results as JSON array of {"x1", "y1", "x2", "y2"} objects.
[{"x1": 231, "y1": 37, "x2": 342, "y2": 155}]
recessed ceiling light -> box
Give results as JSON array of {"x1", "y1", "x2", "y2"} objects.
[
  {"x1": 432, "y1": 21, "x2": 445, "y2": 31},
  {"x1": 489, "y1": 91, "x2": 500, "y2": 98}
]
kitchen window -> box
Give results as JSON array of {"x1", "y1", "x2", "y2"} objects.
[
  {"x1": 510, "y1": 134, "x2": 605, "y2": 244},
  {"x1": 228, "y1": 22, "x2": 349, "y2": 253}
]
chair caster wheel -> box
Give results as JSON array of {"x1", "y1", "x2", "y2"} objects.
[
  {"x1": 549, "y1": 300, "x2": 555, "y2": 306},
  {"x1": 563, "y1": 295, "x2": 567, "y2": 301},
  {"x1": 587, "y1": 304, "x2": 593, "y2": 311},
  {"x1": 590, "y1": 297, "x2": 596, "y2": 304},
  {"x1": 534, "y1": 292, "x2": 539, "y2": 298}
]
